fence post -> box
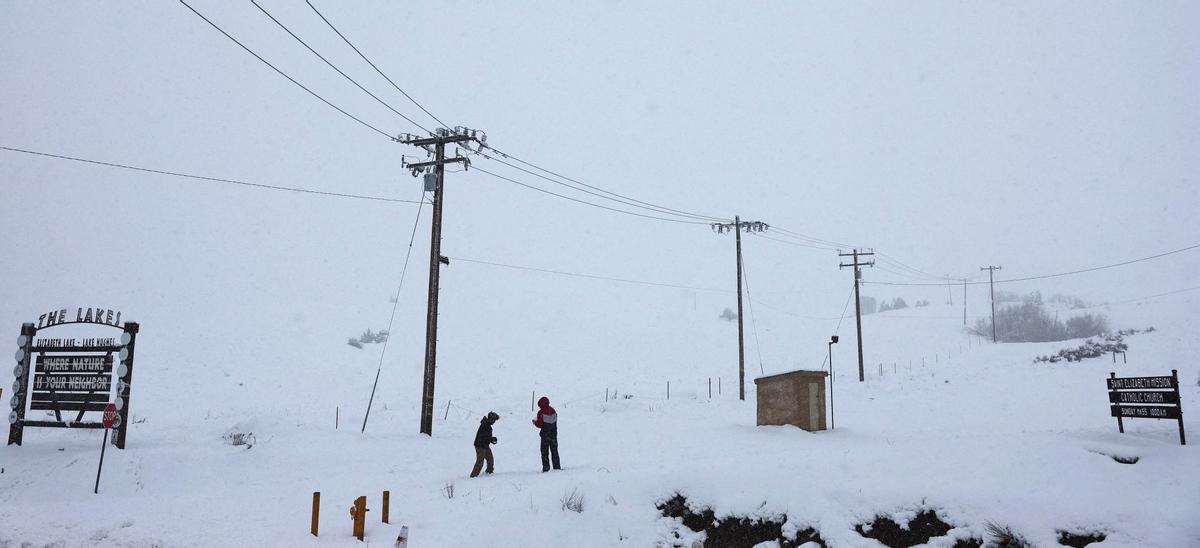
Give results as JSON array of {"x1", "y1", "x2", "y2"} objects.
[
  {"x1": 382, "y1": 490, "x2": 390, "y2": 524},
  {"x1": 336, "y1": 407, "x2": 339, "y2": 429},
  {"x1": 351, "y1": 495, "x2": 367, "y2": 541},
  {"x1": 311, "y1": 492, "x2": 320, "y2": 537},
  {"x1": 667, "y1": 381, "x2": 670, "y2": 400},
  {"x1": 708, "y1": 378, "x2": 712, "y2": 399},
  {"x1": 444, "y1": 400, "x2": 452, "y2": 420}
]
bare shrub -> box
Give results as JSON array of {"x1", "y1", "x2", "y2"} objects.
[
  {"x1": 985, "y1": 521, "x2": 1031, "y2": 547},
  {"x1": 561, "y1": 488, "x2": 584, "y2": 513},
  {"x1": 442, "y1": 482, "x2": 455, "y2": 499},
  {"x1": 222, "y1": 431, "x2": 255, "y2": 449}
]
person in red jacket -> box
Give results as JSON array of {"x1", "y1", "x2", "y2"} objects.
[{"x1": 532, "y1": 396, "x2": 560, "y2": 472}]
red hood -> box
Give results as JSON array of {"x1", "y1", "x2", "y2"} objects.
[{"x1": 538, "y1": 396, "x2": 551, "y2": 409}]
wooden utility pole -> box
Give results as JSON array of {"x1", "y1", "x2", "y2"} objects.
[
  {"x1": 962, "y1": 278, "x2": 968, "y2": 326},
  {"x1": 711, "y1": 217, "x2": 769, "y2": 400},
  {"x1": 839, "y1": 249, "x2": 874, "y2": 382},
  {"x1": 980, "y1": 265, "x2": 1002, "y2": 342},
  {"x1": 398, "y1": 128, "x2": 484, "y2": 436}
]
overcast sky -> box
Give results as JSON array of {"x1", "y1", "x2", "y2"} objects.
[{"x1": 2, "y1": 1, "x2": 1197, "y2": 358}]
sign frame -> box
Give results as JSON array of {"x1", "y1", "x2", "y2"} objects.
[
  {"x1": 1107, "y1": 370, "x2": 1185, "y2": 445},
  {"x1": 8, "y1": 312, "x2": 139, "y2": 449}
]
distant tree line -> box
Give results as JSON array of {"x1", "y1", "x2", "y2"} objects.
[{"x1": 971, "y1": 292, "x2": 1107, "y2": 343}]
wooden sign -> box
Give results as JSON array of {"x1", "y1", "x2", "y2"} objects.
[
  {"x1": 8, "y1": 311, "x2": 139, "y2": 449},
  {"x1": 1106, "y1": 371, "x2": 1185, "y2": 445},
  {"x1": 1108, "y1": 391, "x2": 1179, "y2": 405},
  {"x1": 1111, "y1": 405, "x2": 1181, "y2": 420},
  {"x1": 35, "y1": 355, "x2": 113, "y2": 374},
  {"x1": 33, "y1": 374, "x2": 112, "y2": 392},
  {"x1": 1107, "y1": 376, "x2": 1174, "y2": 390}
]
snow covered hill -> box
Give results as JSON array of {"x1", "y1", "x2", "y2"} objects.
[{"x1": 2, "y1": 291, "x2": 1197, "y2": 546}]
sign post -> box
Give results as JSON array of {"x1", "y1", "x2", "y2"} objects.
[{"x1": 95, "y1": 403, "x2": 119, "y2": 494}]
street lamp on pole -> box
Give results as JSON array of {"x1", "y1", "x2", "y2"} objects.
[{"x1": 828, "y1": 335, "x2": 839, "y2": 429}]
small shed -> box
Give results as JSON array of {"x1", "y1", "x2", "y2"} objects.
[{"x1": 753, "y1": 369, "x2": 829, "y2": 431}]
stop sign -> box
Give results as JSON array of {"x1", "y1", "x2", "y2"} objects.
[{"x1": 102, "y1": 403, "x2": 119, "y2": 429}]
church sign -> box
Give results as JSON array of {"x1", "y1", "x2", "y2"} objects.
[
  {"x1": 8, "y1": 308, "x2": 139, "y2": 449},
  {"x1": 1107, "y1": 371, "x2": 1185, "y2": 445}
]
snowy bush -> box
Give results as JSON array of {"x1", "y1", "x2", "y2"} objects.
[
  {"x1": 347, "y1": 329, "x2": 390, "y2": 348},
  {"x1": 1064, "y1": 314, "x2": 1109, "y2": 339},
  {"x1": 719, "y1": 308, "x2": 738, "y2": 322},
  {"x1": 561, "y1": 488, "x2": 584, "y2": 513},
  {"x1": 971, "y1": 295, "x2": 1109, "y2": 343},
  {"x1": 1034, "y1": 328, "x2": 1149, "y2": 363}
]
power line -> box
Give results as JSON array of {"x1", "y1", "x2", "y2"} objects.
[
  {"x1": 1077, "y1": 284, "x2": 1200, "y2": 309},
  {"x1": 179, "y1": 0, "x2": 394, "y2": 139},
  {"x1": 771, "y1": 226, "x2": 859, "y2": 250},
  {"x1": 305, "y1": 0, "x2": 451, "y2": 130},
  {"x1": 747, "y1": 232, "x2": 839, "y2": 251},
  {"x1": 864, "y1": 243, "x2": 1200, "y2": 286},
  {"x1": 479, "y1": 144, "x2": 729, "y2": 223},
  {"x1": 446, "y1": 256, "x2": 727, "y2": 293},
  {"x1": 302, "y1": 0, "x2": 733, "y2": 226},
  {"x1": 362, "y1": 192, "x2": 429, "y2": 433},
  {"x1": 471, "y1": 166, "x2": 713, "y2": 225},
  {"x1": 475, "y1": 150, "x2": 726, "y2": 223},
  {"x1": 833, "y1": 284, "x2": 857, "y2": 334},
  {"x1": 874, "y1": 251, "x2": 949, "y2": 281},
  {"x1": 748, "y1": 298, "x2": 850, "y2": 321},
  {"x1": 739, "y1": 252, "x2": 767, "y2": 375},
  {"x1": 874, "y1": 263, "x2": 947, "y2": 282},
  {"x1": 0, "y1": 145, "x2": 418, "y2": 204},
  {"x1": 454, "y1": 254, "x2": 861, "y2": 321},
  {"x1": 251, "y1": 0, "x2": 429, "y2": 132},
  {"x1": 303, "y1": 2, "x2": 734, "y2": 227}
]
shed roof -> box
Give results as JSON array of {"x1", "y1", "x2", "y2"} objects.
[{"x1": 753, "y1": 369, "x2": 829, "y2": 384}]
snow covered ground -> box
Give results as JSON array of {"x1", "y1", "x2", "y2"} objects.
[
  {"x1": 2, "y1": 295, "x2": 1197, "y2": 547},
  {"x1": 1, "y1": 3, "x2": 1197, "y2": 546}
]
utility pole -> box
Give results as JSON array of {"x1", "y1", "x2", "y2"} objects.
[
  {"x1": 962, "y1": 278, "x2": 968, "y2": 326},
  {"x1": 839, "y1": 249, "x2": 875, "y2": 382},
  {"x1": 398, "y1": 127, "x2": 485, "y2": 436},
  {"x1": 711, "y1": 216, "x2": 768, "y2": 401},
  {"x1": 980, "y1": 265, "x2": 1002, "y2": 343}
]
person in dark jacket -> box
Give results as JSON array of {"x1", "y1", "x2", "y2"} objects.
[
  {"x1": 470, "y1": 411, "x2": 499, "y2": 478},
  {"x1": 532, "y1": 396, "x2": 560, "y2": 472}
]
